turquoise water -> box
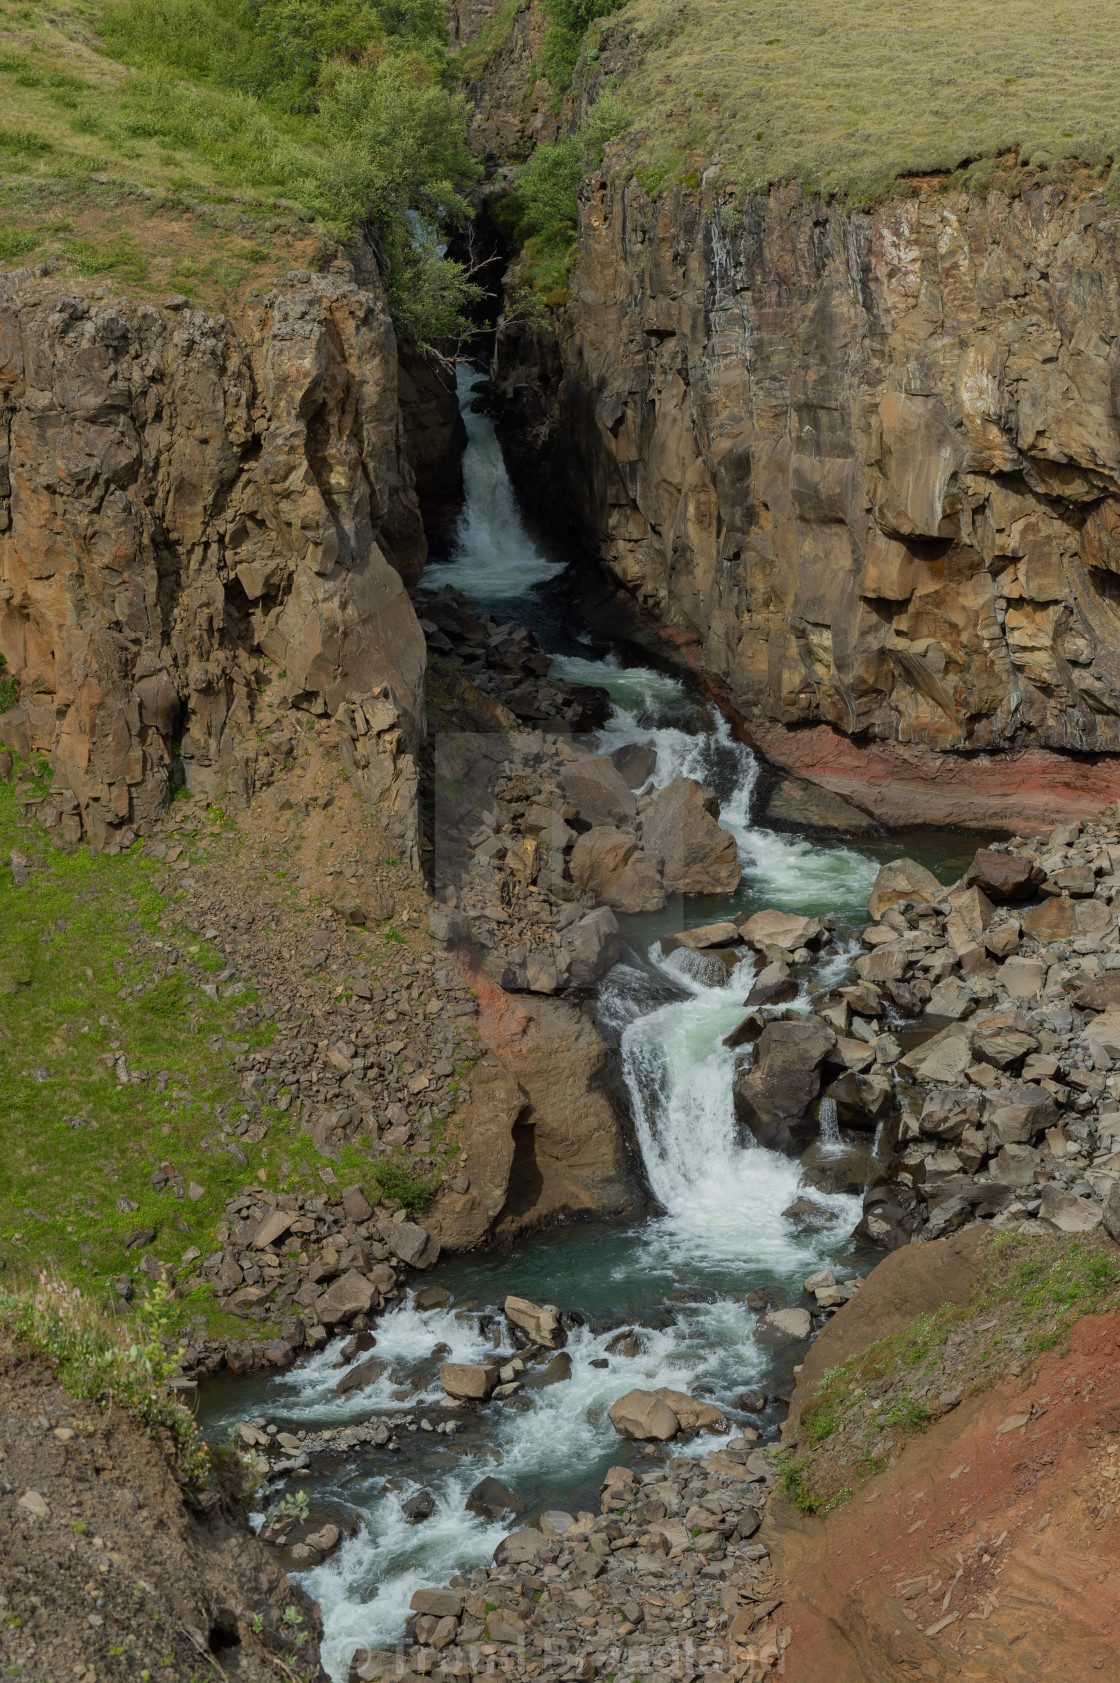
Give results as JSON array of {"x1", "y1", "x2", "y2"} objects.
[{"x1": 200, "y1": 366, "x2": 970, "y2": 1680}]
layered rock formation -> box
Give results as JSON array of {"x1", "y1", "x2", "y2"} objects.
[
  {"x1": 493, "y1": 175, "x2": 1120, "y2": 824},
  {"x1": 0, "y1": 252, "x2": 426, "y2": 855}
]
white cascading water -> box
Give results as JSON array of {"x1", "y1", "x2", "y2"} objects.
[{"x1": 205, "y1": 366, "x2": 888, "y2": 1681}]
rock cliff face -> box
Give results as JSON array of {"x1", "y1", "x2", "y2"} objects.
[
  {"x1": 494, "y1": 176, "x2": 1120, "y2": 824},
  {"x1": 0, "y1": 253, "x2": 427, "y2": 856}
]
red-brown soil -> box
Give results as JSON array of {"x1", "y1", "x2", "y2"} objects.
[{"x1": 770, "y1": 1308, "x2": 1120, "y2": 1681}]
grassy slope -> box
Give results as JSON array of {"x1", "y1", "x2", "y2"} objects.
[
  {"x1": 782, "y1": 1234, "x2": 1120, "y2": 1513},
  {"x1": 593, "y1": 0, "x2": 1120, "y2": 202},
  {"x1": 0, "y1": 0, "x2": 329, "y2": 302},
  {"x1": 0, "y1": 750, "x2": 465, "y2": 1348}
]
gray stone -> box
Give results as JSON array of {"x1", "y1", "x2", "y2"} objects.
[
  {"x1": 562, "y1": 755, "x2": 638, "y2": 827},
  {"x1": 312, "y1": 1269, "x2": 376, "y2": 1326},
  {"x1": 385, "y1": 1220, "x2": 440, "y2": 1270}
]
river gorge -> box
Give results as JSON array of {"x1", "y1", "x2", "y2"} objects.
[{"x1": 196, "y1": 365, "x2": 977, "y2": 1679}]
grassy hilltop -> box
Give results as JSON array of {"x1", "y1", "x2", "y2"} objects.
[{"x1": 0, "y1": 0, "x2": 478, "y2": 338}]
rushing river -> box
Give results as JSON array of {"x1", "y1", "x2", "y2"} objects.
[{"x1": 199, "y1": 366, "x2": 972, "y2": 1680}]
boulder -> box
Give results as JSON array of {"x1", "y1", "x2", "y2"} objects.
[
  {"x1": 401, "y1": 1489, "x2": 435, "y2": 1521},
  {"x1": 608, "y1": 1388, "x2": 681, "y2": 1441},
  {"x1": 562, "y1": 755, "x2": 638, "y2": 827},
  {"x1": 341, "y1": 1186, "x2": 374, "y2": 1223},
  {"x1": 410, "y1": 1589, "x2": 464, "y2": 1619},
  {"x1": 334, "y1": 1355, "x2": 388, "y2": 1395},
  {"x1": 494, "y1": 1528, "x2": 544, "y2": 1567},
  {"x1": 466, "y1": 1478, "x2": 523, "y2": 1521},
  {"x1": 744, "y1": 960, "x2": 798, "y2": 1008},
  {"x1": 781, "y1": 1195, "x2": 840, "y2": 1228},
  {"x1": 439, "y1": 1362, "x2": 499, "y2": 1400},
  {"x1": 754, "y1": 1307, "x2": 812, "y2": 1344},
  {"x1": 1074, "y1": 974, "x2": 1120, "y2": 1013},
  {"x1": 1021, "y1": 899, "x2": 1075, "y2": 941},
  {"x1": 964, "y1": 848, "x2": 1045, "y2": 902},
  {"x1": 654, "y1": 1388, "x2": 728, "y2": 1433},
  {"x1": 987, "y1": 1084, "x2": 1059, "y2": 1145},
  {"x1": 315, "y1": 1270, "x2": 377, "y2": 1326},
  {"x1": 867, "y1": 858, "x2": 943, "y2": 920},
  {"x1": 385, "y1": 1220, "x2": 440, "y2": 1270},
  {"x1": 1037, "y1": 1186, "x2": 1103, "y2": 1233},
  {"x1": 504, "y1": 1294, "x2": 565, "y2": 1348},
  {"x1": 824, "y1": 1070, "x2": 894, "y2": 1128},
  {"x1": 349, "y1": 1649, "x2": 403, "y2": 1682},
  {"x1": 738, "y1": 908, "x2": 824, "y2": 953},
  {"x1": 565, "y1": 906, "x2": 621, "y2": 986},
  {"x1": 641, "y1": 776, "x2": 742, "y2": 895},
  {"x1": 733, "y1": 1018, "x2": 837, "y2": 1154},
  {"x1": 413, "y1": 1285, "x2": 451, "y2": 1310},
  {"x1": 252, "y1": 1210, "x2": 295, "y2": 1249},
  {"x1": 799, "y1": 1138, "x2": 878, "y2": 1195},
  {"x1": 611, "y1": 742, "x2": 658, "y2": 788},
  {"x1": 673, "y1": 920, "x2": 742, "y2": 949},
  {"x1": 1104, "y1": 1181, "x2": 1120, "y2": 1243},
  {"x1": 904, "y1": 1028, "x2": 974, "y2": 1085},
  {"x1": 569, "y1": 828, "x2": 666, "y2": 914}
]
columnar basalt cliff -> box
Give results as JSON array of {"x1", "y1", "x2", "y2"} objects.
[
  {"x1": 0, "y1": 253, "x2": 427, "y2": 857},
  {"x1": 493, "y1": 177, "x2": 1120, "y2": 826}
]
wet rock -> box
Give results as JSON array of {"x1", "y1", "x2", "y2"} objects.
[
  {"x1": 611, "y1": 742, "x2": 658, "y2": 788},
  {"x1": 745, "y1": 960, "x2": 798, "y2": 1008},
  {"x1": 604, "y1": 1328, "x2": 645, "y2": 1358},
  {"x1": 799, "y1": 1138, "x2": 878, "y2": 1195},
  {"x1": 466, "y1": 1477, "x2": 524, "y2": 1522},
  {"x1": 738, "y1": 1388, "x2": 768, "y2": 1413},
  {"x1": 781, "y1": 1195, "x2": 840, "y2": 1228},
  {"x1": 824, "y1": 1070, "x2": 894, "y2": 1128},
  {"x1": 401, "y1": 1489, "x2": 436, "y2": 1522},
  {"x1": 734, "y1": 1018, "x2": 837, "y2": 1154},
  {"x1": 641, "y1": 776, "x2": 742, "y2": 894},
  {"x1": 868, "y1": 858, "x2": 944, "y2": 921},
  {"x1": 334, "y1": 1355, "x2": 388, "y2": 1396},
  {"x1": 440, "y1": 1361, "x2": 499, "y2": 1400},
  {"x1": 413, "y1": 1286, "x2": 452, "y2": 1311},
  {"x1": 738, "y1": 908, "x2": 824, "y2": 953},
  {"x1": 608, "y1": 1388, "x2": 680, "y2": 1441},
  {"x1": 504, "y1": 1293, "x2": 565, "y2": 1348},
  {"x1": 754, "y1": 1307, "x2": 812, "y2": 1344},
  {"x1": 569, "y1": 827, "x2": 666, "y2": 913},
  {"x1": 530, "y1": 1351, "x2": 573, "y2": 1386}
]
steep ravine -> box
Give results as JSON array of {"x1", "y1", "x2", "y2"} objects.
[{"x1": 489, "y1": 173, "x2": 1120, "y2": 830}]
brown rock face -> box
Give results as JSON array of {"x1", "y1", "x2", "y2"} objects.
[
  {"x1": 0, "y1": 259, "x2": 426, "y2": 854},
  {"x1": 493, "y1": 178, "x2": 1120, "y2": 827}
]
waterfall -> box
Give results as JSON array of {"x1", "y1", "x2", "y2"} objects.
[{"x1": 818, "y1": 1095, "x2": 841, "y2": 1148}]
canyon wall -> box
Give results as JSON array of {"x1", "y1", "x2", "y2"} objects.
[
  {"x1": 0, "y1": 249, "x2": 427, "y2": 857},
  {"x1": 493, "y1": 173, "x2": 1120, "y2": 825}
]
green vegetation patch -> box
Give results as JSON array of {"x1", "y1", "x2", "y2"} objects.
[
  {"x1": 0, "y1": 0, "x2": 480, "y2": 346},
  {"x1": 788, "y1": 1234, "x2": 1120, "y2": 1513},
  {"x1": 0, "y1": 1276, "x2": 210, "y2": 1486},
  {"x1": 0, "y1": 755, "x2": 294, "y2": 1344},
  {"x1": 598, "y1": 0, "x2": 1120, "y2": 204}
]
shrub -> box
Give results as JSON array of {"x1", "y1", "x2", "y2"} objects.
[{"x1": 540, "y1": 0, "x2": 627, "y2": 90}]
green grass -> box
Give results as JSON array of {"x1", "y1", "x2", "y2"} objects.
[
  {"x1": 582, "y1": 0, "x2": 1120, "y2": 204},
  {"x1": 0, "y1": 754, "x2": 305, "y2": 1341}
]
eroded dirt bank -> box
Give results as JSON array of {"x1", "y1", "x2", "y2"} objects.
[{"x1": 0, "y1": 1336, "x2": 324, "y2": 1681}]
